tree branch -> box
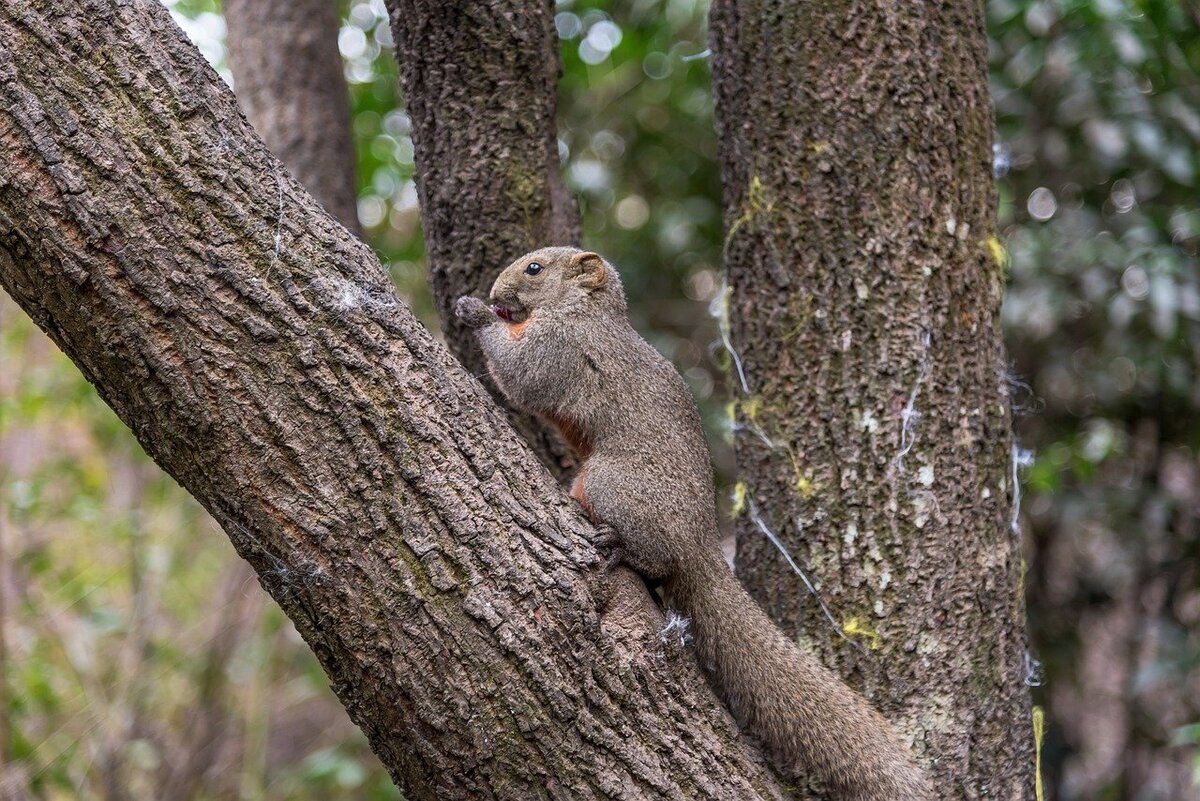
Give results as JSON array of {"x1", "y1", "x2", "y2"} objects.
[
  {"x1": 0, "y1": 1, "x2": 783, "y2": 798},
  {"x1": 224, "y1": 0, "x2": 362, "y2": 236},
  {"x1": 387, "y1": 0, "x2": 581, "y2": 477}
]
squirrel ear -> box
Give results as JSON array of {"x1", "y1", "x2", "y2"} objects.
[{"x1": 569, "y1": 251, "x2": 607, "y2": 289}]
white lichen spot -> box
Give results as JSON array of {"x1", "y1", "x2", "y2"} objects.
[
  {"x1": 854, "y1": 278, "x2": 869, "y2": 300},
  {"x1": 945, "y1": 217, "x2": 957, "y2": 235},
  {"x1": 844, "y1": 522, "x2": 858, "y2": 546},
  {"x1": 912, "y1": 496, "x2": 930, "y2": 529},
  {"x1": 874, "y1": 599, "x2": 885, "y2": 616},
  {"x1": 917, "y1": 464, "x2": 935, "y2": 487},
  {"x1": 861, "y1": 410, "x2": 880, "y2": 433},
  {"x1": 981, "y1": 486, "x2": 992, "y2": 499},
  {"x1": 879, "y1": 568, "x2": 892, "y2": 590},
  {"x1": 916, "y1": 630, "x2": 941, "y2": 656},
  {"x1": 840, "y1": 330, "x2": 852, "y2": 351}
]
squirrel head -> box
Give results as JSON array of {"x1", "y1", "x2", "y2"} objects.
[{"x1": 487, "y1": 246, "x2": 626, "y2": 323}]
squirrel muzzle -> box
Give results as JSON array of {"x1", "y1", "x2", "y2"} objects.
[{"x1": 488, "y1": 298, "x2": 529, "y2": 324}]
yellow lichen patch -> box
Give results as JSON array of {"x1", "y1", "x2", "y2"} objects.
[
  {"x1": 723, "y1": 175, "x2": 774, "y2": 255},
  {"x1": 1033, "y1": 705, "x2": 1045, "y2": 801},
  {"x1": 742, "y1": 396, "x2": 762, "y2": 425},
  {"x1": 986, "y1": 235, "x2": 1009, "y2": 270},
  {"x1": 505, "y1": 162, "x2": 542, "y2": 235},
  {"x1": 730, "y1": 482, "x2": 748, "y2": 518},
  {"x1": 808, "y1": 140, "x2": 830, "y2": 154},
  {"x1": 842, "y1": 617, "x2": 881, "y2": 650},
  {"x1": 782, "y1": 443, "x2": 816, "y2": 499},
  {"x1": 727, "y1": 397, "x2": 767, "y2": 426}
]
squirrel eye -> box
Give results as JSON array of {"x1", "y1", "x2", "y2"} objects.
[{"x1": 524, "y1": 262, "x2": 543, "y2": 276}]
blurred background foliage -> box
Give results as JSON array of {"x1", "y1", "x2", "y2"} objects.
[
  {"x1": 992, "y1": 1, "x2": 1200, "y2": 797},
  {"x1": 0, "y1": 0, "x2": 1196, "y2": 798}
]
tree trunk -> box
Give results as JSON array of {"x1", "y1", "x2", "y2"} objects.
[
  {"x1": 709, "y1": 1, "x2": 1034, "y2": 797},
  {"x1": 386, "y1": 0, "x2": 580, "y2": 477},
  {"x1": 0, "y1": 2, "x2": 788, "y2": 798},
  {"x1": 224, "y1": 0, "x2": 362, "y2": 236}
]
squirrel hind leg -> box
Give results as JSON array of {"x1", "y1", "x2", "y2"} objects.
[{"x1": 577, "y1": 459, "x2": 680, "y2": 582}]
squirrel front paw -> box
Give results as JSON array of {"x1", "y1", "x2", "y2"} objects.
[{"x1": 455, "y1": 295, "x2": 494, "y2": 329}]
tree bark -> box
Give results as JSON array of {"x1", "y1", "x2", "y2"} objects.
[
  {"x1": 0, "y1": 2, "x2": 787, "y2": 798},
  {"x1": 386, "y1": 0, "x2": 581, "y2": 477},
  {"x1": 224, "y1": 0, "x2": 362, "y2": 236},
  {"x1": 710, "y1": 1, "x2": 1034, "y2": 797}
]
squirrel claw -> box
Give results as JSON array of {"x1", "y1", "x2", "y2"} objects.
[
  {"x1": 592, "y1": 524, "x2": 624, "y2": 571},
  {"x1": 602, "y1": 547, "x2": 625, "y2": 573}
]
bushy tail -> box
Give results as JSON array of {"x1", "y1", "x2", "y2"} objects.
[{"x1": 669, "y1": 554, "x2": 931, "y2": 801}]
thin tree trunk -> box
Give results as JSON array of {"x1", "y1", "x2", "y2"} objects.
[
  {"x1": 386, "y1": 0, "x2": 581, "y2": 477},
  {"x1": 0, "y1": 2, "x2": 786, "y2": 798},
  {"x1": 224, "y1": 0, "x2": 362, "y2": 236},
  {"x1": 710, "y1": 1, "x2": 1034, "y2": 797}
]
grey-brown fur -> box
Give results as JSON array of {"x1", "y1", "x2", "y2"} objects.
[{"x1": 456, "y1": 247, "x2": 931, "y2": 800}]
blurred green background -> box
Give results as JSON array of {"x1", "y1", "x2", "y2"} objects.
[{"x1": 1, "y1": 1, "x2": 1197, "y2": 798}]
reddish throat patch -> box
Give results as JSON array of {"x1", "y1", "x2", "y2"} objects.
[{"x1": 506, "y1": 318, "x2": 531, "y2": 340}]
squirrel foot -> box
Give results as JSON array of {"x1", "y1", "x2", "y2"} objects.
[{"x1": 592, "y1": 523, "x2": 624, "y2": 572}]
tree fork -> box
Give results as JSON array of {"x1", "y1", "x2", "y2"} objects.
[
  {"x1": 224, "y1": 0, "x2": 363, "y2": 236},
  {"x1": 387, "y1": 0, "x2": 581, "y2": 478},
  {"x1": 0, "y1": 2, "x2": 786, "y2": 798}
]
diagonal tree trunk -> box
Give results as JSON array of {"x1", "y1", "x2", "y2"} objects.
[
  {"x1": 710, "y1": 1, "x2": 1035, "y2": 796},
  {"x1": 224, "y1": 0, "x2": 362, "y2": 236},
  {"x1": 0, "y1": 2, "x2": 786, "y2": 798},
  {"x1": 386, "y1": 0, "x2": 581, "y2": 477}
]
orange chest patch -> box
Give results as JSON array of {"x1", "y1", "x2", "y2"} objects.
[{"x1": 506, "y1": 318, "x2": 531, "y2": 340}]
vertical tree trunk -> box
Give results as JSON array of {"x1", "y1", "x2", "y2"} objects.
[
  {"x1": 224, "y1": 0, "x2": 362, "y2": 236},
  {"x1": 710, "y1": 2, "x2": 1034, "y2": 796},
  {"x1": 386, "y1": 0, "x2": 580, "y2": 476}
]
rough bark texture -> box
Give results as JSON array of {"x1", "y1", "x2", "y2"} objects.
[
  {"x1": 387, "y1": 0, "x2": 581, "y2": 477},
  {"x1": 0, "y1": 2, "x2": 790, "y2": 798},
  {"x1": 710, "y1": 1, "x2": 1034, "y2": 798},
  {"x1": 224, "y1": 0, "x2": 362, "y2": 236}
]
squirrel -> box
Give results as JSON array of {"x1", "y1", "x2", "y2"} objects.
[{"x1": 455, "y1": 247, "x2": 931, "y2": 800}]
